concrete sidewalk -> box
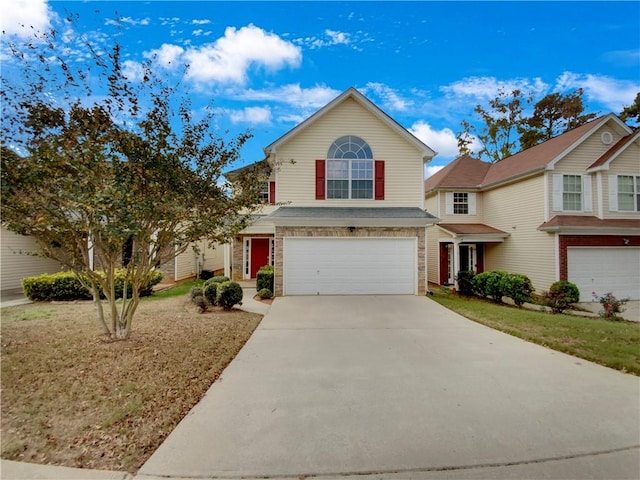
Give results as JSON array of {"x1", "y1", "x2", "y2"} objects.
[{"x1": 137, "y1": 295, "x2": 640, "y2": 480}]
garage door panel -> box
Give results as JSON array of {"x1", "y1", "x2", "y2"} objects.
[
  {"x1": 568, "y1": 247, "x2": 640, "y2": 301},
  {"x1": 284, "y1": 238, "x2": 416, "y2": 295}
]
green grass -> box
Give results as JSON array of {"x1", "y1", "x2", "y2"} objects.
[
  {"x1": 430, "y1": 288, "x2": 640, "y2": 375},
  {"x1": 146, "y1": 280, "x2": 204, "y2": 300}
]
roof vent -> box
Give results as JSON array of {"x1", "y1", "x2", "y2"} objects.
[{"x1": 601, "y1": 132, "x2": 613, "y2": 145}]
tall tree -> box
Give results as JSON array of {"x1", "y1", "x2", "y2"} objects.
[
  {"x1": 457, "y1": 89, "x2": 529, "y2": 163},
  {"x1": 519, "y1": 89, "x2": 597, "y2": 149},
  {"x1": 619, "y1": 92, "x2": 640, "y2": 124},
  {"x1": 1, "y1": 23, "x2": 266, "y2": 340}
]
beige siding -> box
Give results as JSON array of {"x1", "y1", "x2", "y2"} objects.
[
  {"x1": 275, "y1": 97, "x2": 424, "y2": 207},
  {"x1": 1, "y1": 227, "x2": 63, "y2": 292},
  {"x1": 601, "y1": 144, "x2": 640, "y2": 218},
  {"x1": 425, "y1": 225, "x2": 453, "y2": 285},
  {"x1": 175, "y1": 246, "x2": 197, "y2": 281},
  {"x1": 483, "y1": 175, "x2": 557, "y2": 292},
  {"x1": 548, "y1": 124, "x2": 629, "y2": 219}
]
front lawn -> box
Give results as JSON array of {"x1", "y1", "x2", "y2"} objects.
[
  {"x1": 430, "y1": 288, "x2": 640, "y2": 375},
  {"x1": 0, "y1": 287, "x2": 261, "y2": 473}
]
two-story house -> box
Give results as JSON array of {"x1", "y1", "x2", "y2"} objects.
[
  {"x1": 226, "y1": 87, "x2": 438, "y2": 296},
  {"x1": 425, "y1": 113, "x2": 640, "y2": 301}
]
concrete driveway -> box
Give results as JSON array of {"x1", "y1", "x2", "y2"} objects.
[{"x1": 138, "y1": 296, "x2": 640, "y2": 480}]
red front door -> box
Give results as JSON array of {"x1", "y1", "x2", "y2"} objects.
[{"x1": 250, "y1": 238, "x2": 270, "y2": 278}]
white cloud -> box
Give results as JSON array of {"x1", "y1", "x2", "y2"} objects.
[
  {"x1": 184, "y1": 24, "x2": 301, "y2": 85},
  {"x1": 192, "y1": 19, "x2": 211, "y2": 25},
  {"x1": 555, "y1": 72, "x2": 640, "y2": 112},
  {"x1": 295, "y1": 29, "x2": 354, "y2": 50},
  {"x1": 121, "y1": 60, "x2": 145, "y2": 82},
  {"x1": 409, "y1": 121, "x2": 460, "y2": 158},
  {"x1": 442, "y1": 76, "x2": 549, "y2": 100},
  {"x1": 234, "y1": 84, "x2": 340, "y2": 109},
  {"x1": 105, "y1": 16, "x2": 150, "y2": 27},
  {"x1": 143, "y1": 43, "x2": 185, "y2": 68},
  {"x1": 0, "y1": 0, "x2": 52, "y2": 38},
  {"x1": 365, "y1": 83, "x2": 413, "y2": 112},
  {"x1": 229, "y1": 106, "x2": 272, "y2": 125},
  {"x1": 425, "y1": 165, "x2": 445, "y2": 179}
]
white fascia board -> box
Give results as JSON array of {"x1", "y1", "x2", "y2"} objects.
[{"x1": 271, "y1": 217, "x2": 438, "y2": 228}]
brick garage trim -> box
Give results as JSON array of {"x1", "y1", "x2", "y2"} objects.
[
  {"x1": 274, "y1": 226, "x2": 426, "y2": 296},
  {"x1": 559, "y1": 235, "x2": 640, "y2": 280}
]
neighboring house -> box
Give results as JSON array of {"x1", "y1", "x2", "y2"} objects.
[
  {"x1": 227, "y1": 87, "x2": 438, "y2": 296},
  {"x1": 0, "y1": 226, "x2": 63, "y2": 297},
  {"x1": 425, "y1": 114, "x2": 640, "y2": 301},
  {"x1": 158, "y1": 239, "x2": 227, "y2": 282}
]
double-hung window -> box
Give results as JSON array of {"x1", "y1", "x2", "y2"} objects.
[
  {"x1": 259, "y1": 182, "x2": 270, "y2": 203},
  {"x1": 562, "y1": 175, "x2": 582, "y2": 211},
  {"x1": 552, "y1": 174, "x2": 592, "y2": 212},
  {"x1": 617, "y1": 175, "x2": 640, "y2": 211},
  {"x1": 326, "y1": 136, "x2": 374, "y2": 200},
  {"x1": 445, "y1": 192, "x2": 476, "y2": 215}
]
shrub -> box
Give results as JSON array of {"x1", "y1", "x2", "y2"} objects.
[
  {"x1": 594, "y1": 292, "x2": 629, "y2": 320},
  {"x1": 257, "y1": 288, "x2": 273, "y2": 299},
  {"x1": 256, "y1": 265, "x2": 274, "y2": 292},
  {"x1": 192, "y1": 294, "x2": 208, "y2": 313},
  {"x1": 543, "y1": 281, "x2": 580, "y2": 314},
  {"x1": 189, "y1": 286, "x2": 204, "y2": 300},
  {"x1": 502, "y1": 273, "x2": 534, "y2": 306},
  {"x1": 473, "y1": 270, "x2": 507, "y2": 302},
  {"x1": 456, "y1": 270, "x2": 475, "y2": 296},
  {"x1": 203, "y1": 283, "x2": 218, "y2": 306},
  {"x1": 216, "y1": 281, "x2": 243, "y2": 311},
  {"x1": 207, "y1": 275, "x2": 230, "y2": 285},
  {"x1": 21, "y1": 269, "x2": 162, "y2": 301},
  {"x1": 22, "y1": 271, "x2": 91, "y2": 301}
]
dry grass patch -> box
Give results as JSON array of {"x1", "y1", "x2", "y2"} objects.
[{"x1": 1, "y1": 295, "x2": 261, "y2": 473}]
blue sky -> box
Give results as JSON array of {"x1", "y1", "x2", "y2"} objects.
[{"x1": 2, "y1": 1, "x2": 639, "y2": 176}]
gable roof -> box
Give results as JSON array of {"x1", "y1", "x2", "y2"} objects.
[
  {"x1": 424, "y1": 155, "x2": 490, "y2": 192},
  {"x1": 587, "y1": 129, "x2": 640, "y2": 170},
  {"x1": 264, "y1": 87, "x2": 437, "y2": 162},
  {"x1": 425, "y1": 114, "x2": 634, "y2": 192}
]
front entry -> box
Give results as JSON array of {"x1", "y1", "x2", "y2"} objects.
[
  {"x1": 440, "y1": 243, "x2": 483, "y2": 285},
  {"x1": 250, "y1": 238, "x2": 270, "y2": 278}
]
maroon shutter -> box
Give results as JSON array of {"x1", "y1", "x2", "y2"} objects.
[
  {"x1": 315, "y1": 159, "x2": 326, "y2": 200},
  {"x1": 269, "y1": 181, "x2": 276, "y2": 205},
  {"x1": 374, "y1": 160, "x2": 385, "y2": 200}
]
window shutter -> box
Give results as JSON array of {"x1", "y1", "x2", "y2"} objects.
[
  {"x1": 582, "y1": 175, "x2": 592, "y2": 212},
  {"x1": 445, "y1": 192, "x2": 453, "y2": 215},
  {"x1": 269, "y1": 181, "x2": 276, "y2": 205},
  {"x1": 468, "y1": 192, "x2": 477, "y2": 215},
  {"x1": 374, "y1": 160, "x2": 385, "y2": 200},
  {"x1": 609, "y1": 175, "x2": 618, "y2": 211},
  {"x1": 315, "y1": 160, "x2": 326, "y2": 200},
  {"x1": 552, "y1": 174, "x2": 563, "y2": 211}
]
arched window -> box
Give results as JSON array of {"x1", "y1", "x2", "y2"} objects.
[{"x1": 326, "y1": 136, "x2": 374, "y2": 199}]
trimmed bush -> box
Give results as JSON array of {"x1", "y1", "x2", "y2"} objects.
[
  {"x1": 502, "y1": 273, "x2": 534, "y2": 306},
  {"x1": 203, "y1": 282, "x2": 218, "y2": 306},
  {"x1": 543, "y1": 281, "x2": 580, "y2": 314},
  {"x1": 256, "y1": 265, "x2": 274, "y2": 292},
  {"x1": 21, "y1": 269, "x2": 162, "y2": 301},
  {"x1": 456, "y1": 270, "x2": 475, "y2": 296},
  {"x1": 22, "y1": 271, "x2": 91, "y2": 301},
  {"x1": 257, "y1": 288, "x2": 273, "y2": 299},
  {"x1": 207, "y1": 275, "x2": 230, "y2": 285},
  {"x1": 192, "y1": 294, "x2": 207, "y2": 313},
  {"x1": 473, "y1": 270, "x2": 508, "y2": 302},
  {"x1": 189, "y1": 286, "x2": 204, "y2": 300},
  {"x1": 216, "y1": 281, "x2": 243, "y2": 311}
]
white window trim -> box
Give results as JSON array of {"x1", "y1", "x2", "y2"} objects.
[
  {"x1": 611, "y1": 174, "x2": 640, "y2": 212},
  {"x1": 326, "y1": 158, "x2": 374, "y2": 200},
  {"x1": 552, "y1": 174, "x2": 591, "y2": 212},
  {"x1": 445, "y1": 192, "x2": 476, "y2": 215}
]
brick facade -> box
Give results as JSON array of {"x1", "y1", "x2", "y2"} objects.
[
  {"x1": 274, "y1": 226, "x2": 426, "y2": 296},
  {"x1": 558, "y1": 234, "x2": 640, "y2": 280}
]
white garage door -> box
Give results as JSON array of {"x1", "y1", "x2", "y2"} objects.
[
  {"x1": 284, "y1": 237, "x2": 416, "y2": 295},
  {"x1": 567, "y1": 247, "x2": 640, "y2": 301}
]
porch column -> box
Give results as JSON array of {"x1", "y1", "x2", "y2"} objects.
[
  {"x1": 223, "y1": 243, "x2": 231, "y2": 278},
  {"x1": 452, "y1": 238, "x2": 461, "y2": 290}
]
